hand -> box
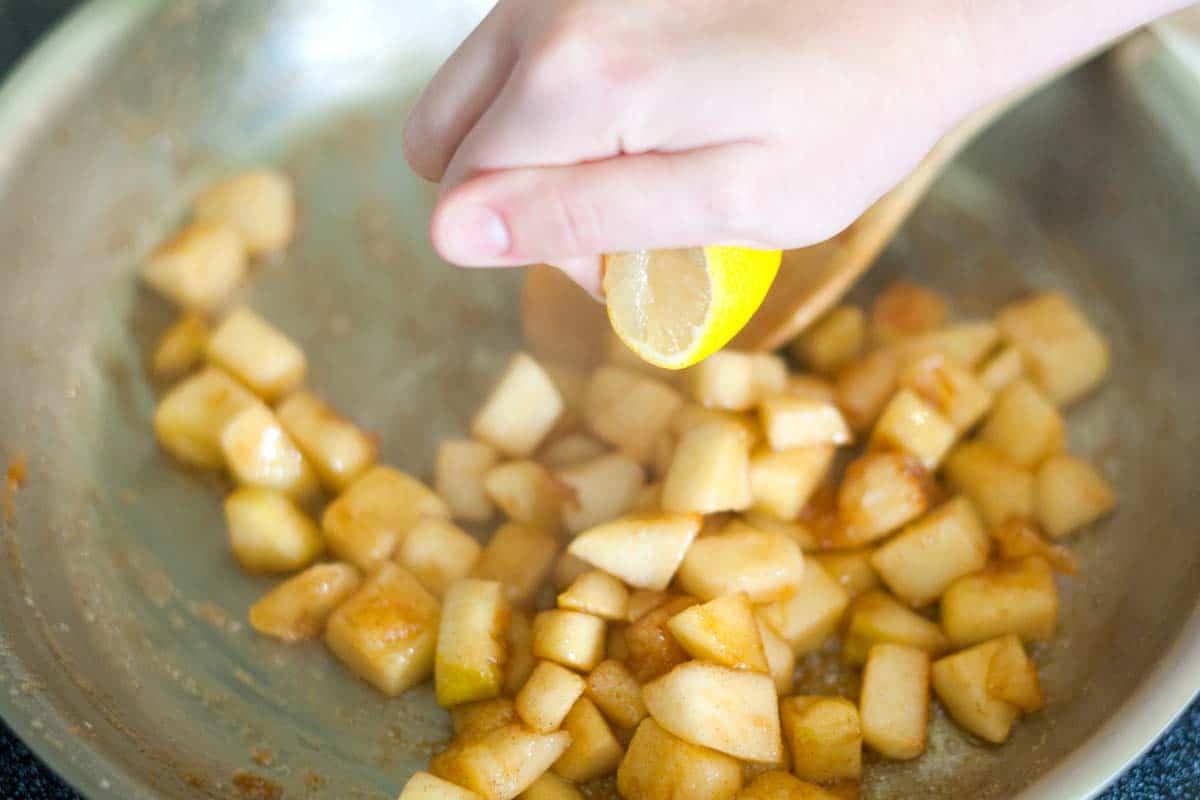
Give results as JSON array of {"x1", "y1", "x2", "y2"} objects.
[{"x1": 404, "y1": 0, "x2": 1185, "y2": 294}]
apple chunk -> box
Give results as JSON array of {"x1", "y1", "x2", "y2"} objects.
[
  {"x1": 666, "y1": 592, "x2": 769, "y2": 672},
  {"x1": 617, "y1": 719, "x2": 743, "y2": 800},
  {"x1": 675, "y1": 520, "x2": 805, "y2": 603},
  {"x1": 430, "y1": 723, "x2": 571, "y2": 800},
  {"x1": 324, "y1": 564, "x2": 440, "y2": 696},
  {"x1": 436, "y1": 579, "x2": 510, "y2": 707},
  {"x1": 567, "y1": 513, "x2": 700, "y2": 590},
  {"x1": 642, "y1": 662, "x2": 782, "y2": 763}
]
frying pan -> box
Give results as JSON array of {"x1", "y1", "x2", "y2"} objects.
[{"x1": 0, "y1": 2, "x2": 1197, "y2": 798}]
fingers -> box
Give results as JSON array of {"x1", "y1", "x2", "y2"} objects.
[
  {"x1": 429, "y1": 143, "x2": 780, "y2": 271},
  {"x1": 403, "y1": 4, "x2": 519, "y2": 182}
]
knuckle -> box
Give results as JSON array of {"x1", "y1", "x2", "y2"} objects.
[
  {"x1": 546, "y1": 182, "x2": 604, "y2": 255},
  {"x1": 523, "y1": 8, "x2": 650, "y2": 99}
]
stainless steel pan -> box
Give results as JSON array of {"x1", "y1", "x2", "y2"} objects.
[{"x1": 0, "y1": 2, "x2": 1197, "y2": 798}]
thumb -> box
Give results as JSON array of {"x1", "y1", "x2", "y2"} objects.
[{"x1": 428, "y1": 144, "x2": 778, "y2": 276}]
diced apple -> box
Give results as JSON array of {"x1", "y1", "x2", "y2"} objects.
[
  {"x1": 758, "y1": 393, "x2": 852, "y2": 451},
  {"x1": 586, "y1": 660, "x2": 647, "y2": 730},
  {"x1": 532, "y1": 610, "x2": 606, "y2": 672},
  {"x1": 837, "y1": 452, "x2": 929, "y2": 545},
  {"x1": 672, "y1": 404, "x2": 762, "y2": 448},
  {"x1": 550, "y1": 552, "x2": 593, "y2": 592},
  {"x1": 436, "y1": 579, "x2": 510, "y2": 707},
  {"x1": 325, "y1": 564, "x2": 440, "y2": 696},
  {"x1": 757, "y1": 557, "x2": 849, "y2": 656},
  {"x1": 567, "y1": 513, "x2": 700, "y2": 590},
  {"x1": 539, "y1": 434, "x2": 608, "y2": 469},
  {"x1": 430, "y1": 724, "x2": 571, "y2": 800},
  {"x1": 748, "y1": 445, "x2": 834, "y2": 521},
  {"x1": 398, "y1": 771, "x2": 483, "y2": 800},
  {"x1": 435, "y1": 439, "x2": 500, "y2": 523},
  {"x1": 990, "y1": 517, "x2": 1078, "y2": 575},
  {"x1": 666, "y1": 592, "x2": 769, "y2": 672},
  {"x1": 976, "y1": 345, "x2": 1025, "y2": 392},
  {"x1": 220, "y1": 404, "x2": 318, "y2": 499},
  {"x1": 941, "y1": 556, "x2": 1058, "y2": 646},
  {"x1": 142, "y1": 221, "x2": 247, "y2": 312},
  {"x1": 323, "y1": 466, "x2": 450, "y2": 571},
  {"x1": 755, "y1": 615, "x2": 795, "y2": 696},
  {"x1": 899, "y1": 352, "x2": 993, "y2": 434},
  {"x1": 248, "y1": 562, "x2": 361, "y2": 641},
  {"x1": 741, "y1": 512, "x2": 821, "y2": 551},
  {"x1": 224, "y1": 487, "x2": 323, "y2": 573},
  {"x1": 869, "y1": 282, "x2": 948, "y2": 344},
  {"x1": 986, "y1": 633, "x2": 1045, "y2": 713},
  {"x1": 980, "y1": 379, "x2": 1064, "y2": 468},
  {"x1": 900, "y1": 320, "x2": 999, "y2": 369},
  {"x1": 683, "y1": 350, "x2": 758, "y2": 410},
  {"x1": 152, "y1": 313, "x2": 209, "y2": 378},
  {"x1": 516, "y1": 661, "x2": 587, "y2": 733},
  {"x1": 472, "y1": 353, "x2": 564, "y2": 458},
  {"x1": 626, "y1": 590, "x2": 674, "y2": 623},
  {"x1": 997, "y1": 292, "x2": 1110, "y2": 405},
  {"x1": 787, "y1": 374, "x2": 838, "y2": 403},
  {"x1": 504, "y1": 610, "x2": 537, "y2": 696},
  {"x1": 841, "y1": 591, "x2": 951, "y2": 666},
  {"x1": 752, "y1": 354, "x2": 789, "y2": 398},
  {"x1": 555, "y1": 454, "x2": 644, "y2": 533},
  {"x1": 584, "y1": 366, "x2": 683, "y2": 461},
  {"x1": 631, "y1": 481, "x2": 664, "y2": 513},
  {"x1": 193, "y1": 168, "x2": 295, "y2": 256},
  {"x1": 662, "y1": 421, "x2": 752, "y2": 514},
  {"x1": 617, "y1": 719, "x2": 744, "y2": 800},
  {"x1": 484, "y1": 460, "x2": 568, "y2": 533},
  {"x1": 834, "y1": 349, "x2": 899, "y2": 433},
  {"x1": 642, "y1": 662, "x2": 782, "y2": 762},
  {"x1": 944, "y1": 441, "x2": 1034, "y2": 528},
  {"x1": 932, "y1": 639, "x2": 1020, "y2": 743},
  {"x1": 870, "y1": 389, "x2": 956, "y2": 470},
  {"x1": 1035, "y1": 455, "x2": 1115, "y2": 538},
  {"x1": 553, "y1": 696, "x2": 624, "y2": 782},
  {"x1": 451, "y1": 698, "x2": 517, "y2": 738},
  {"x1": 791, "y1": 306, "x2": 866, "y2": 374},
  {"x1": 624, "y1": 596, "x2": 699, "y2": 682},
  {"x1": 737, "y1": 771, "x2": 842, "y2": 800},
  {"x1": 154, "y1": 367, "x2": 261, "y2": 469},
  {"x1": 397, "y1": 518, "x2": 484, "y2": 599},
  {"x1": 472, "y1": 524, "x2": 559, "y2": 607},
  {"x1": 518, "y1": 772, "x2": 581, "y2": 800},
  {"x1": 206, "y1": 307, "x2": 306, "y2": 401},
  {"x1": 557, "y1": 570, "x2": 629, "y2": 621},
  {"x1": 676, "y1": 520, "x2": 805, "y2": 603},
  {"x1": 276, "y1": 391, "x2": 377, "y2": 492},
  {"x1": 870, "y1": 496, "x2": 991, "y2": 607},
  {"x1": 812, "y1": 550, "x2": 879, "y2": 600},
  {"x1": 780, "y1": 696, "x2": 862, "y2": 783},
  {"x1": 859, "y1": 644, "x2": 930, "y2": 760}
]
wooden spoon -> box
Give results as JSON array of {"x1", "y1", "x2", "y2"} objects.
[{"x1": 733, "y1": 53, "x2": 1099, "y2": 352}]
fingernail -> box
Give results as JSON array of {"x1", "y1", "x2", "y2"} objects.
[{"x1": 436, "y1": 204, "x2": 511, "y2": 263}]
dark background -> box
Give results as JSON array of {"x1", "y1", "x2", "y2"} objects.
[{"x1": 0, "y1": 1, "x2": 1196, "y2": 798}]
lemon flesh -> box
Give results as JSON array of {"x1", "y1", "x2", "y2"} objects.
[{"x1": 604, "y1": 246, "x2": 782, "y2": 370}]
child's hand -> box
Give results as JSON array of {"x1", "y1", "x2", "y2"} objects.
[{"x1": 404, "y1": 0, "x2": 1183, "y2": 293}]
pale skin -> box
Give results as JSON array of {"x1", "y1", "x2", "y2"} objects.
[{"x1": 404, "y1": 0, "x2": 1188, "y2": 295}]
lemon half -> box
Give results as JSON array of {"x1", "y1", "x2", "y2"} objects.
[{"x1": 603, "y1": 246, "x2": 782, "y2": 370}]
